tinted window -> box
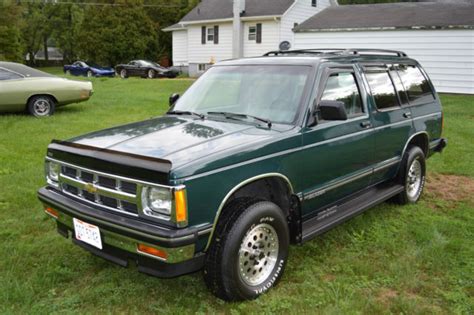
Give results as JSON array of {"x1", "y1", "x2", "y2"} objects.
[
  {"x1": 320, "y1": 72, "x2": 363, "y2": 118},
  {"x1": 0, "y1": 69, "x2": 22, "y2": 80},
  {"x1": 389, "y1": 68, "x2": 409, "y2": 106},
  {"x1": 365, "y1": 71, "x2": 399, "y2": 110},
  {"x1": 397, "y1": 65, "x2": 434, "y2": 105}
]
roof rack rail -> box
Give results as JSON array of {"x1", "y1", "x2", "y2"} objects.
[
  {"x1": 343, "y1": 49, "x2": 408, "y2": 57},
  {"x1": 263, "y1": 49, "x2": 344, "y2": 56},
  {"x1": 263, "y1": 48, "x2": 408, "y2": 58}
]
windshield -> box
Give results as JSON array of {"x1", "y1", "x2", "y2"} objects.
[{"x1": 173, "y1": 65, "x2": 311, "y2": 124}]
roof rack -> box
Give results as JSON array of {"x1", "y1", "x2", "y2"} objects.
[{"x1": 263, "y1": 48, "x2": 408, "y2": 58}]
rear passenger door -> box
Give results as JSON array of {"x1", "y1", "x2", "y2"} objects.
[{"x1": 361, "y1": 64, "x2": 414, "y2": 184}]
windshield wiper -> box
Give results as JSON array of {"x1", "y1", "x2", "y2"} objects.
[
  {"x1": 207, "y1": 111, "x2": 272, "y2": 128},
  {"x1": 167, "y1": 110, "x2": 205, "y2": 120}
]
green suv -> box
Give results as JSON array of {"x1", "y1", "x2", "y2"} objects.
[{"x1": 38, "y1": 49, "x2": 447, "y2": 301}]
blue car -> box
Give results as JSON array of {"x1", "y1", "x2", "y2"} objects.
[{"x1": 63, "y1": 61, "x2": 115, "y2": 77}]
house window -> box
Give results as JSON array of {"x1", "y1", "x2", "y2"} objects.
[
  {"x1": 312, "y1": 0, "x2": 317, "y2": 7},
  {"x1": 248, "y1": 26, "x2": 256, "y2": 41},
  {"x1": 207, "y1": 28, "x2": 214, "y2": 42}
]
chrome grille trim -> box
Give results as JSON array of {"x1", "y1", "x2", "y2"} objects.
[
  {"x1": 60, "y1": 174, "x2": 137, "y2": 203},
  {"x1": 45, "y1": 157, "x2": 179, "y2": 223}
]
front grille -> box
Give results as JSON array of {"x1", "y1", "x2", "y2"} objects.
[{"x1": 59, "y1": 164, "x2": 140, "y2": 216}]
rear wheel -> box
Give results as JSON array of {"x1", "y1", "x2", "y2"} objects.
[
  {"x1": 393, "y1": 146, "x2": 426, "y2": 204},
  {"x1": 27, "y1": 95, "x2": 55, "y2": 117},
  {"x1": 147, "y1": 69, "x2": 155, "y2": 79},
  {"x1": 120, "y1": 69, "x2": 128, "y2": 79},
  {"x1": 203, "y1": 199, "x2": 289, "y2": 301}
]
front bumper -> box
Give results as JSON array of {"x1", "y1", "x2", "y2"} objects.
[{"x1": 38, "y1": 187, "x2": 211, "y2": 278}]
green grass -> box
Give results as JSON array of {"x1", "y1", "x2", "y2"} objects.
[{"x1": 0, "y1": 69, "x2": 473, "y2": 314}]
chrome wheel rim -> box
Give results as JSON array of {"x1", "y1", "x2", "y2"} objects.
[
  {"x1": 238, "y1": 223, "x2": 279, "y2": 286},
  {"x1": 148, "y1": 70, "x2": 154, "y2": 78},
  {"x1": 120, "y1": 70, "x2": 126, "y2": 78},
  {"x1": 33, "y1": 99, "x2": 51, "y2": 116},
  {"x1": 406, "y1": 159, "x2": 422, "y2": 199}
]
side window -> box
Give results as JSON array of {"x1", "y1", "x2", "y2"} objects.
[
  {"x1": 0, "y1": 69, "x2": 22, "y2": 80},
  {"x1": 365, "y1": 70, "x2": 399, "y2": 110},
  {"x1": 397, "y1": 65, "x2": 435, "y2": 105},
  {"x1": 248, "y1": 26, "x2": 256, "y2": 41},
  {"x1": 320, "y1": 72, "x2": 363, "y2": 119}
]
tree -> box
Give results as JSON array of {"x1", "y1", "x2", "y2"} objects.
[
  {"x1": 21, "y1": 2, "x2": 59, "y2": 65},
  {"x1": 77, "y1": 2, "x2": 157, "y2": 65},
  {"x1": 50, "y1": 4, "x2": 84, "y2": 63},
  {"x1": 0, "y1": 4, "x2": 23, "y2": 62}
]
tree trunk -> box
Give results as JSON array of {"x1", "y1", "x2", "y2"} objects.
[{"x1": 43, "y1": 36, "x2": 49, "y2": 62}]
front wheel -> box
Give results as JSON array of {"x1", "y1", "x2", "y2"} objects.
[
  {"x1": 393, "y1": 146, "x2": 426, "y2": 204},
  {"x1": 203, "y1": 199, "x2": 289, "y2": 301},
  {"x1": 27, "y1": 95, "x2": 55, "y2": 117}
]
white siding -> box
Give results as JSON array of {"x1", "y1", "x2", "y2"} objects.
[
  {"x1": 187, "y1": 23, "x2": 233, "y2": 64},
  {"x1": 172, "y1": 30, "x2": 188, "y2": 66},
  {"x1": 294, "y1": 29, "x2": 474, "y2": 94},
  {"x1": 243, "y1": 20, "x2": 281, "y2": 57},
  {"x1": 280, "y1": 0, "x2": 330, "y2": 47}
]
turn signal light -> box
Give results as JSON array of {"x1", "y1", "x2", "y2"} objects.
[
  {"x1": 44, "y1": 206, "x2": 59, "y2": 219},
  {"x1": 137, "y1": 244, "x2": 168, "y2": 260},
  {"x1": 174, "y1": 190, "x2": 188, "y2": 225}
]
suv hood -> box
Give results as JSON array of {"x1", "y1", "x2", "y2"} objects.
[{"x1": 69, "y1": 116, "x2": 286, "y2": 175}]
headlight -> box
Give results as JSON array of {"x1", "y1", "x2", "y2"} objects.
[
  {"x1": 142, "y1": 187, "x2": 172, "y2": 217},
  {"x1": 45, "y1": 161, "x2": 60, "y2": 187}
]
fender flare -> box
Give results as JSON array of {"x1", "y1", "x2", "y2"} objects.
[{"x1": 204, "y1": 173, "x2": 294, "y2": 251}]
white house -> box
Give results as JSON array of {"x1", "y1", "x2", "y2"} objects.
[
  {"x1": 293, "y1": 1, "x2": 474, "y2": 94},
  {"x1": 163, "y1": 0, "x2": 337, "y2": 77}
]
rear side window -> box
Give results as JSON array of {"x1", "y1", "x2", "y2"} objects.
[
  {"x1": 0, "y1": 69, "x2": 22, "y2": 80},
  {"x1": 320, "y1": 72, "x2": 363, "y2": 118},
  {"x1": 397, "y1": 65, "x2": 435, "y2": 105},
  {"x1": 365, "y1": 71, "x2": 399, "y2": 110}
]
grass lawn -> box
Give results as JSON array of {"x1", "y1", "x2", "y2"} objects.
[{"x1": 0, "y1": 69, "x2": 473, "y2": 314}]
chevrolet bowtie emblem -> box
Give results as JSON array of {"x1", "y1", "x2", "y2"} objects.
[{"x1": 85, "y1": 183, "x2": 98, "y2": 194}]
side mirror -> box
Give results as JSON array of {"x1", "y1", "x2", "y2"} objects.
[
  {"x1": 169, "y1": 93, "x2": 180, "y2": 107},
  {"x1": 319, "y1": 100, "x2": 347, "y2": 121}
]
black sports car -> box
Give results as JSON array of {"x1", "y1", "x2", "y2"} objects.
[{"x1": 115, "y1": 60, "x2": 179, "y2": 79}]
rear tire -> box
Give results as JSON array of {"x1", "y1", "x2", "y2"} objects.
[
  {"x1": 393, "y1": 145, "x2": 426, "y2": 204},
  {"x1": 120, "y1": 69, "x2": 128, "y2": 79},
  {"x1": 27, "y1": 95, "x2": 55, "y2": 117},
  {"x1": 147, "y1": 69, "x2": 155, "y2": 79},
  {"x1": 203, "y1": 198, "x2": 289, "y2": 301}
]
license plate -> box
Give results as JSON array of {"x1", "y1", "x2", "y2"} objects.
[{"x1": 73, "y1": 218, "x2": 103, "y2": 250}]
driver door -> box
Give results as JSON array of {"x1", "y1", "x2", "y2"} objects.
[{"x1": 299, "y1": 65, "x2": 375, "y2": 218}]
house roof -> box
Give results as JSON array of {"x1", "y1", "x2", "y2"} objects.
[
  {"x1": 295, "y1": 2, "x2": 474, "y2": 32},
  {"x1": 180, "y1": 0, "x2": 295, "y2": 22}
]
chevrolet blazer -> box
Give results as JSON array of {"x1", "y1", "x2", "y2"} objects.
[{"x1": 38, "y1": 49, "x2": 447, "y2": 301}]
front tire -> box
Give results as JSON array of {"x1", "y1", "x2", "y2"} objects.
[
  {"x1": 203, "y1": 199, "x2": 289, "y2": 301},
  {"x1": 27, "y1": 95, "x2": 55, "y2": 117},
  {"x1": 393, "y1": 146, "x2": 426, "y2": 204}
]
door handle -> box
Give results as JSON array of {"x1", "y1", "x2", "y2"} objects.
[
  {"x1": 403, "y1": 112, "x2": 412, "y2": 118},
  {"x1": 360, "y1": 121, "x2": 372, "y2": 129}
]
